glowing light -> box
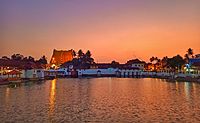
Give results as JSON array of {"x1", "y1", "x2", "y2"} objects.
[{"x1": 51, "y1": 64, "x2": 56, "y2": 68}]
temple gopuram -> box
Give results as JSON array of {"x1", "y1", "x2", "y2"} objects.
[{"x1": 50, "y1": 49, "x2": 73, "y2": 67}]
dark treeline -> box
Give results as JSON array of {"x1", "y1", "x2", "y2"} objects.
[
  {"x1": 149, "y1": 48, "x2": 197, "y2": 71},
  {"x1": 62, "y1": 49, "x2": 94, "y2": 68},
  {"x1": 1, "y1": 48, "x2": 197, "y2": 70},
  {"x1": 1, "y1": 54, "x2": 47, "y2": 65},
  {"x1": 63, "y1": 49, "x2": 122, "y2": 68}
]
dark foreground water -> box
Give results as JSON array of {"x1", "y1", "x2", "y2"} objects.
[{"x1": 0, "y1": 78, "x2": 200, "y2": 123}]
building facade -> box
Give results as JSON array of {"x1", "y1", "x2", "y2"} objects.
[{"x1": 50, "y1": 49, "x2": 74, "y2": 67}]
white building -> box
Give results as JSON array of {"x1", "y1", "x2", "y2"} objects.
[
  {"x1": 77, "y1": 68, "x2": 118, "y2": 77},
  {"x1": 44, "y1": 68, "x2": 72, "y2": 78},
  {"x1": 126, "y1": 59, "x2": 145, "y2": 70},
  {"x1": 21, "y1": 69, "x2": 45, "y2": 80}
]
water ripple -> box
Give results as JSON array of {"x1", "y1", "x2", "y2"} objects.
[{"x1": 0, "y1": 78, "x2": 200, "y2": 122}]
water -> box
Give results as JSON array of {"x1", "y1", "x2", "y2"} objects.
[{"x1": 0, "y1": 78, "x2": 200, "y2": 122}]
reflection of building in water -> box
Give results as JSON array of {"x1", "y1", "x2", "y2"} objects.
[
  {"x1": 184, "y1": 82, "x2": 191, "y2": 101},
  {"x1": 49, "y1": 79, "x2": 56, "y2": 117},
  {"x1": 50, "y1": 49, "x2": 73, "y2": 67},
  {"x1": 5, "y1": 88, "x2": 10, "y2": 103},
  {"x1": 175, "y1": 82, "x2": 179, "y2": 91},
  {"x1": 192, "y1": 83, "x2": 196, "y2": 94}
]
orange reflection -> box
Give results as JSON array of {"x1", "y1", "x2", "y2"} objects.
[
  {"x1": 49, "y1": 79, "x2": 56, "y2": 117},
  {"x1": 184, "y1": 82, "x2": 190, "y2": 101},
  {"x1": 192, "y1": 83, "x2": 196, "y2": 94},
  {"x1": 5, "y1": 88, "x2": 10, "y2": 103},
  {"x1": 175, "y1": 82, "x2": 179, "y2": 91}
]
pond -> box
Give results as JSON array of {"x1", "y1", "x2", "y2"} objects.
[{"x1": 0, "y1": 78, "x2": 200, "y2": 122}]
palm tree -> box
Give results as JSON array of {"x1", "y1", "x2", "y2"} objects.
[
  {"x1": 150, "y1": 57, "x2": 155, "y2": 63},
  {"x1": 187, "y1": 48, "x2": 194, "y2": 58},
  {"x1": 150, "y1": 56, "x2": 159, "y2": 63},
  {"x1": 72, "y1": 50, "x2": 76, "y2": 57},
  {"x1": 85, "y1": 50, "x2": 91, "y2": 58},
  {"x1": 78, "y1": 49, "x2": 84, "y2": 58}
]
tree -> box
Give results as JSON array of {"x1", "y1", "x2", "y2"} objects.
[
  {"x1": 78, "y1": 49, "x2": 84, "y2": 58},
  {"x1": 72, "y1": 50, "x2": 76, "y2": 57},
  {"x1": 61, "y1": 50, "x2": 95, "y2": 69},
  {"x1": 184, "y1": 54, "x2": 189, "y2": 63},
  {"x1": 85, "y1": 50, "x2": 91, "y2": 58},
  {"x1": 38, "y1": 55, "x2": 47, "y2": 64},
  {"x1": 161, "y1": 56, "x2": 168, "y2": 62},
  {"x1": 195, "y1": 54, "x2": 200, "y2": 58},
  {"x1": 28, "y1": 56, "x2": 35, "y2": 62},
  {"x1": 150, "y1": 56, "x2": 159, "y2": 64},
  {"x1": 167, "y1": 55, "x2": 185, "y2": 70},
  {"x1": 1, "y1": 56, "x2": 10, "y2": 60},
  {"x1": 111, "y1": 60, "x2": 120, "y2": 68},
  {"x1": 184, "y1": 48, "x2": 194, "y2": 63},
  {"x1": 11, "y1": 54, "x2": 24, "y2": 61},
  {"x1": 23, "y1": 57, "x2": 28, "y2": 61},
  {"x1": 150, "y1": 57, "x2": 155, "y2": 63},
  {"x1": 187, "y1": 48, "x2": 194, "y2": 58},
  {"x1": 161, "y1": 56, "x2": 168, "y2": 67}
]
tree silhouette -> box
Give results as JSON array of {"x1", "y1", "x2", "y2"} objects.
[
  {"x1": 11, "y1": 54, "x2": 24, "y2": 61},
  {"x1": 38, "y1": 55, "x2": 47, "y2": 64},
  {"x1": 78, "y1": 49, "x2": 84, "y2": 58},
  {"x1": 150, "y1": 56, "x2": 159, "y2": 64},
  {"x1": 2, "y1": 56, "x2": 10, "y2": 60},
  {"x1": 150, "y1": 57, "x2": 155, "y2": 62},
  {"x1": 187, "y1": 48, "x2": 194, "y2": 58},
  {"x1": 167, "y1": 55, "x2": 185, "y2": 70},
  {"x1": 28, "y1": 56, "x2": 35, "y2": 62},
  {"x1": 111, "y1": 60, "x2": 120, "y2": 68},
  {"x1": 85, "y1": 50, "x2": 91, "y2": 58},
  {"x1": 72, "y1": 50, "x2": 76, "y2": 57},
  {"x1": 161, "y1": 56, "x2": 168, "y2": 67}
]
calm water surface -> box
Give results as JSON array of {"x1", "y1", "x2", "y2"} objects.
[{"x1": 0, "y1": 78, "x2": 200, "y2": 122}]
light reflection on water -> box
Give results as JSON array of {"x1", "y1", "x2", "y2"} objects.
[
  {"x1": 5, "y1": 88, "x2": 10, "y2": 103},
  {"x1": 184, "y1": 82, "x2": 190, "y2": 101},
  {"x1": 0, "y1": 78, "x2": 200, "y2": 122},
  {"x1": 49, "y1": 79, "x2": 56, "y2": 119}
]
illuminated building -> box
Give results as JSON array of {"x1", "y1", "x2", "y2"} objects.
[{"x1": 50, "y1": 49, "x2": 74, "y2": 67}]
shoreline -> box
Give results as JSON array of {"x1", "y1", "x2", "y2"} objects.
[{"x1": 1, "y1": 76, "x2": 200, "y2": 86}]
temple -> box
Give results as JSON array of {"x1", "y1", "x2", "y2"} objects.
[{"x1": 50, "y1": 49, "x2": 73, "y2": 67}]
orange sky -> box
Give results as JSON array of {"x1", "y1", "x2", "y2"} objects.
[{"x1": 1, "y1": 0, "x2": 200, "y2": 63}]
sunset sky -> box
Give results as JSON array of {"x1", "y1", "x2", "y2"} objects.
[{"x1": 0, "y1": 0, "x2": 200, "y2": 63}]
